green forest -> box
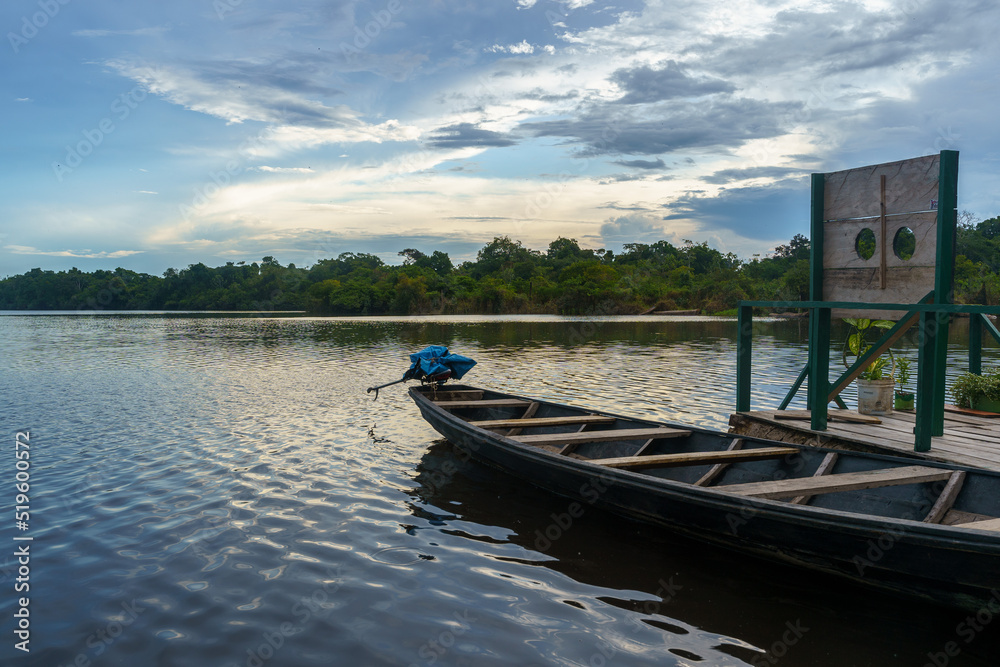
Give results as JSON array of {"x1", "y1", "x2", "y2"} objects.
[{"x1": 2, "y1": 217, "x2": 999, "y2": 315}]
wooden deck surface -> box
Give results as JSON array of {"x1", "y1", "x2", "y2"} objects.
[{"x1": 729, "y1": 409, "x2": 1000, "y2": 473}]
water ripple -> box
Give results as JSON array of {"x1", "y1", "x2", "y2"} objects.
[{"x1": 1, "y1": 314, "x2": 997, "y2": 666}]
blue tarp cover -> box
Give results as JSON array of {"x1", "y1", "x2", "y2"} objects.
[{"x1": 406, "y1": 345, "x2": 476, "y2": 380}]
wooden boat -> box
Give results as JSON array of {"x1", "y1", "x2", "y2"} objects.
[{"x1": 409, "y1": 384, "x2": 1000, "y2": 611}]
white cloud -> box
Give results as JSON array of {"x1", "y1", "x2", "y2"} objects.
[
  {"x1": 256, "y1": 121, "x2": 421, "y2": 156},
  {"x1": 5, "y1": 245, "x2": 144, "y2": 259},
  {"x1": 251, "y1": 166, "x2": 316, "y2": 174},
  {"x1": 486, "y1": 40, "x2": 536, "y2": 54},
  {"x1": 105, "y1": 59, "x2": 420, "y2": 154}
]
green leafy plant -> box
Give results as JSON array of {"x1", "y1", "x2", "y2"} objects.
[
  {"x1": 859, "y1": 356, "x2": 891, "y2": 380},
  {"x1": 895, "y1": 358, "x2": 912, "y2": 396},
  {"x1": 842, "y1": 317, "x2": 896, "y2": 379},
  {"x1": 952, "y1": 368, "x2": 1000, "y2": 409}
]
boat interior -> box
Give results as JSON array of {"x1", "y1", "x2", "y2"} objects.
[{"x1": 415, "y1": 385, "x2": 1000, "y2": 531}]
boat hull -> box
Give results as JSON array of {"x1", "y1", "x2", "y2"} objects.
[{"x1": 410, "y1": 385, "x2": 1000, "y2": 611}]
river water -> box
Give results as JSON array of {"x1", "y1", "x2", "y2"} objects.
[{"x1": 1, "y1": 313, "x2": 998, "y2": 666}]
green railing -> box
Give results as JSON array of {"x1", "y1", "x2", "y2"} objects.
[{"x1": 735, "y1": 299, "x2": 1000, "y2": 452}]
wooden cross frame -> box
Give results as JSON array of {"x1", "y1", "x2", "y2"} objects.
[
  {"x1": 807, "y1": 150, "x2": 959, "y2": 448},
  {"x1": 818, "y1": 153, "x2": 945, "y2": 320}
]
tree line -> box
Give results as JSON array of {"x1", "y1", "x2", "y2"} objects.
[{"x1": 2, "y1": 217, "x2": 998, "y2": 315}]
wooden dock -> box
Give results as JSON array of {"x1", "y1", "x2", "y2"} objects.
[{"x1": 729, "y1": 408, "x2": 1000, "y2": 473}]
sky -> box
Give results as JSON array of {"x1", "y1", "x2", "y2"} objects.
[{"x1": 2, "y1": 0, "x2": 999, "y2": 277}]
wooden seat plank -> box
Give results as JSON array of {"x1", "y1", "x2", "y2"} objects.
[
  {"x1": 722, "y1": 465, "x2": 952, "y2": 500},
  {"x1": 510, "y1": 427, "x2": 689, "y2": 447},
  {"x1": 589, "y1": 446, "x2": 798, "y2": 470},
  {"x1": 558, "y1": 420, "x2": 596, "y2": 455},
  {"x1": 923, "y1": 471, "x2": 966, "y2": 524},
  {"x1": 956, "y1": 517, "x2": 1000, "y2": 532},
  {"x1": 694, "y1": 438, "x2": 744, "y2": 487},
  {"x1": 435, "y1": 399, "x2": 529, "y2": 409},
  {"x1": 505, "y1": 402, "x2": 541, "y2": 437},
  {"x1": 470, "y1": 415, "x2": 615, "y2": 429},
  {"x1": 789, "y1": 452, "x2": 839, "y2": 505},
  {"x1": 505, "y1": 401, "x2": 542, "y2": 436}
]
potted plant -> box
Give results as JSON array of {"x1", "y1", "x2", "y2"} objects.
[
  {"x1": 842, "y1": 317, "x2": 896, "y2": 415},
  {"x1": 856, "y1": 356, "x2": 895, "y2": 415},
  {"x1": 951, "y1": 368, "x2": 1000, "y2": 413},
  {"x1": 894, "y1": 358, "x2": 914, "y2": 410}
]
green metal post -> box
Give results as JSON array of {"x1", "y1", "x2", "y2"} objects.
[
  {"x1": 806, "y1": 174, "x2": 830, "y2": 431},
  {"x1": 736, "y1": 304, "x2": 753, "y2": 412},
  {"x1": 969, "y1": 313, "x2": 983, "y2": 375},
  {"x1": 778, "y1": 364, "x2": 809, "y2": 411},
  {"x1": 914, "y1": 311, "x2": 935, "y2": 452},
  {"x1": 931, "y1": 150, "x2": 959, "y2": 436},
  {"x1": 809, "y1": 173, "x2": 825, "y2": 304},
  {"x1": 808, "y1": 307, "x2": 831, "y2": 431},
  {"x1": 807, "y1": 173, "x2": 828, "y2": 431}
]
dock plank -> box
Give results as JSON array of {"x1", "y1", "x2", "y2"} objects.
[
  {"x1": 944, "y1": 404, "x2": 1000, "y2": 418},
  {"x1": 730, "y1": 410, "x2": 1000, "y2": 473},
  {"x1": 774, "y1": 410, "x2": 882, "y2": 424},
  {"x1": 722, "y1": 465, "x2": 952, "y2": 500}
]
